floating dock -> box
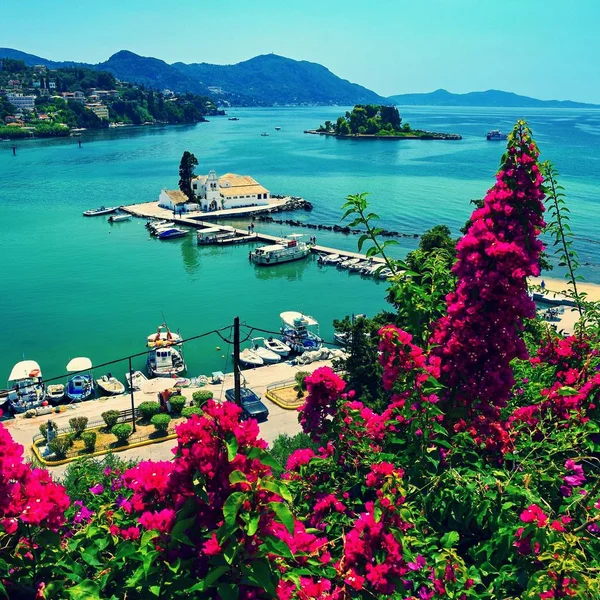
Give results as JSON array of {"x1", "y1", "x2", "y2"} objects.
[{"x1": 121, "y1": 203, "x2": 386, "y2": 264}]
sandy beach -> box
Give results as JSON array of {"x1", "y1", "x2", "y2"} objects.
[{"x1": 530, "y1": 276, "x2": 600, "y2": 302}]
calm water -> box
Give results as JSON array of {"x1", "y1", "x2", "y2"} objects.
[{"x1": 1, "y1": 106, "x2": 600, "y2": 382}]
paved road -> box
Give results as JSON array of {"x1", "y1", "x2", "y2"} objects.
[{"x1": 5, "y1": 360, "x2": 332, "y2": 478}]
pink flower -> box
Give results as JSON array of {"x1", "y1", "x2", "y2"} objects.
[
  {"x1": 203, "y1": 533, "x2": 221, "y2": 556},
  {"x1": 520, "y1": 504, "x2": 548, "y2": 528},
  {"x1": 88, "y1": 483, "x2": 104, "y2": 495}
]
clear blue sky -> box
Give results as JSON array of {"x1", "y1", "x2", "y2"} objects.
[{"x1": 2, "y1": 0, "x2": 599, "y2": 102}]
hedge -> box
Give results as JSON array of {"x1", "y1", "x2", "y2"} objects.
[
  {"x1": 169, "y1": 395, "x2": 186, "y2": 415},
  {"x1": 192, "y1": 390, "x2": 213, "y2": 406},
  {"x1": 69, "y1": 416, "x2": 89, "y2": 437},
  {"x1": 151, "y1": 414, "x2": 171, "y2": 433},
  {"x1": 138, "y1": 401, "x2": 161, "y2": 421},
  {"x1": 181, "y1": 406, "x2": 204, "y2": 419},
  {"x1": 49, "y1": 436, "x2": 72, "y2": 459},
  {"x1": 102, "y1": 410, "x2": 121, "y2": 430},
  {"x1": 111, "y1": 423, "x2": 132, "y2": 443},
  {"x1": 81, "y1": 431, "x2": 97, "y2": 452}
]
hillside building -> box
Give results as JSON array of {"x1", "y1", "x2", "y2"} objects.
[
  {"x1": 191, "y1": 171, "x2": 270, "y2": 211},
  {"x1": 6, "y1": 93, "x2": 36, "y2": 111}
]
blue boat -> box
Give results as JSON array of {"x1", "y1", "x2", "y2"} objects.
[
  {"x1": 158, "y1": 227, "x2": 189, "y2": 240},
  {"x1": 65, "y1": 357, "x2": 95, "y2": 402}
]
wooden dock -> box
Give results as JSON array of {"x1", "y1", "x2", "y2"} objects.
[{"x1": 121, "y1": 204, "x2": 386, "y2": 264}]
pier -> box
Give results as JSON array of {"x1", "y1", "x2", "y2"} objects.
[{"x1": 121, "y1": 202, "x2": 387, "y2": 264}]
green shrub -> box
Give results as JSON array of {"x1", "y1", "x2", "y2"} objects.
[
  {"x1": 39, "y1": 420, "x2": 56, "y2": 438},
  {"x1": 151, "y1": 414, "x2": 171, "y2": 434},
  {"x1": 138, "y1": 401, "x2": 161, "y2": 421},
  {"x1": 69, "y1": 416, "x2": 89, "y2": 437},
  {"x1": 111, "y1": 423, "x2": 132, "y2": 443},
  {"x1": 181, "y1": 406, "x2": 203, "y2": 419},
  {"x1": 192, "y1": 390, "x2": 213, "y2": 406},
  {"x1": 269, "y1": 432, "x2": 320, "y2": 468},
  {"x1": 169, "y1": 395, "x2": 186, "y2": 415},
  {"x1": 101, "y1": 410, "x2": 120, "y2": 430},
  {"x1": 81, "y1": 431, "x2": 97, "y2": 452},
  {"x1": 49, "y1": 436, "x2": 73, "y2": 459},
  {"x1": 294, "y1": 371, "x2": 310, "y2": 398}
]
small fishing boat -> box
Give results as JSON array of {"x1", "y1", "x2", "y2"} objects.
[
  {"x1": 378, "y1": 268, "x2": 394, "y2": 279},
  {"x1": 349, "y1": 260, "x2": 372, "y2": 272},
  {"x1": 250, "y1": 234, "x2": 310, "y2": 265},
  {"x1": 147, "y1": 324, "x2": 183, "y2": 348},
  {"x1": 339, "y1": 258, "x2": 361, "y2": 269},
  {"x1": 333, "y1": 331, "x2": 350, "y2": 345},
  {"x1": 47, "y1": 384, "x2": 65, "y2": 403},
  {"x1": 228, "y1": 117, "x2": 240, "y2": 121},
  {"x1": 65, "y1": 357, "x2": 95, "y2": 402},
  {"x1": 260, "y1": 132, "x2": 270, "y2": 137},
  {"x1": 83, "y1": 206, "x2": 118, "y2": 217},
  {"x1": 96, "y1": 374, "x2": 125, "y2": 396},
  {"x1": 147, "y1": 346, "x2": 186, "y2": 377},
  {"x1": 280, "y1": 311, "x2": 323, "y2": 353},
  {"x1": 320, "y1": 253, "x2": 340, "y2": 265},
  {"x1": 486, "y1": 130, "x2": 508, "y2": 141},
  {"x1": 250, "y1": 339, "x2": 281, "y2": 364},
  {"x1": 238, "y1": 348, "x2": 264, "y2": 368},
  {"x1": 158, "y1": 227, "x2": 189, "y2": 240},
  {"x1": 148, "y1": 220, "x2": 175, "y2": 235},
  {"x1": 126, "y1": 370, "x2": 148, "y2": 391},
  {"x1": 275, "y1": 127, "x2": 281, "y2": 131},
  {"x1": 6, "y1": 360, "x2": 46, "y2": 413},
  {"x1": 108, "y1": 214, "x2": 131, "y2": 223},
  {"x1": 263, "y1": 336, "x2": 291, "y2": 357}
]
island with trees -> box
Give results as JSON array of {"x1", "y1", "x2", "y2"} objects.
[{"x1": 307, "y1": 104, "x2": 461, "y2": 140}]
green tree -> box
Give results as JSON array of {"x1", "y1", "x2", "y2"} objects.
[
  {"x1": 178, "y1": 151, "x2": 199, "y2": 201},
  {"x1": 380, "y1": 105, "x2": 402, "y2": 129}
]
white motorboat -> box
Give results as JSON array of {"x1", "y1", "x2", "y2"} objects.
[
  {"x1": 263, "y1": 336, "x2": 291, "y2": 357},
  {"x1": 250, "y1": 234, "x2": 311, "y2": 266},
  {"x1": 83, "y1": 206, "x2": 118, "y2": 217},
  {"x1": 108, "y1": 214, "x2": 131, "y2": 223},
  {"x1": 47, "y1": 384, "x2": 65, "y2": 403},
  {"x1": 148, "y1": 221, "x2": 175, "y2": 236},
  {"x1": 126, "y1": 370, "x2": 148, "y2": 391},
  {"x1": 318, "y1": 253, "x2": 340, "y2": 265},
  {"x1": 333, "y1": 332, "x2": 350, "y2": 345},
  {"x1": 147, "y1": 346, "x2": 186, "y2": 377},
  {"x1": 6, "y1": 360, "x2": 46, "y2": 413},
  {"x1": 280, "y1": 311, "x2": 322, "y2": 353},
  {"x1": 147, "y1": 324, "x2": 183, "y2": 348},
  {"x1": 97, "y1": 374, "x2": 125, "y2": 396},
  {"x1": 339, "y1": 258, "x2": 361, "y2": 269},
  {"x1": 378, "y1": 268, "x2": 394, "y2": 279},
  {"x1": 238, "y1": 348, "x2": 264, "y2": 368},
  {"x1": 349, "y1": 260, "x2": 372, "y2": 272},
  {"x1": 250, "y1": 339, "x2": 281, "y2": 364},
  {"x1": 66, "y1": 357, "x2": 95, "y2": 402}
]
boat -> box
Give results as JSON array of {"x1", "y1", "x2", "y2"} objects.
[
  {"x1": 238, "y1": 348, "x2": 264, "y2": 368},
  {"x1": 197, "y1": 226, "x2": 237, "y2": 245},
  {"x1": 47, "y1": 384, "x2": 65, "y2": 403},
  {"x1": 333, "y1": 332, "x2": 350, "y2": 345},
  {"x1": 339, "y1": 258, "x2": 361, "y2": 269},
  {"x1": 147, "y1": 346, "x2": 186, "y2": 377},
  {"x1": 228, "y1": 117, "x2": 240, "y2": 121},
  {"x1": 126, "y1": 370, "x2": 148, "y2": 391},
  {"x1": 319, "y1": 253, "x2": 340, "y2": 265},
  {"x1": 147, "y1": 220, "x2": 175, "y2": 235},
  {"x1": 486, "y1": 130, "x2": 508, "y2": 141},
  {"x1": 263, "y1": 336, "x2": 291, "y2": 357},
  {"x1": 158, "y1": 227, "x2": 189, "y2": 240},
  {"x1": 65, "y1": 357, "x2": 95, "y2": 402},
  {"x1": 280, "y1": 311, "x2": 323, "y2": 353},
  {"x1": 83, "y1": 206, "x2": 118, "y2": 217},
  {"x1": 108, "y1": 214, "x2": 131, "y2": 223},
  {"x1": 0, "y1": 389, "x2": 9, "y2": 408},
  {"x1": 349, "y1": 260, "x2": 372, "y2": 272},
  {"x1": 96, "y1": 374, "x2": 125, "y2": 396},
  {"x1": 250, "y1": 338, "x2": 281, "y2": 364},
  {"x1": 378, "y1": 268, "x2": 394, "y2": 279},
  {"x1": 260, "y1": 132, "x2": 269, "y2": 137},
  {"x1": 6, "y1": 360, "x2": 46, "y2": 413},
  {"x1": 250, "y1": 234, "x2": 311, "y2": 265},
  {"x1": 147, "y1": 324, "x2": 183, "y2": 348},
  {"x1": 275, "y1": 127, "x2": 281, "y2": 131}
]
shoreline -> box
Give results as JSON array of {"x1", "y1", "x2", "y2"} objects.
[
  {"x1": 304, "y1": 129, "x2": 462, "y2": 140},
  {"x1": 530, "y1": 276, "x2": 600, "y2": 302}
]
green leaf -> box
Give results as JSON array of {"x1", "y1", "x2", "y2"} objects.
[
  {"x1": 260, "y1": 479, "x2": 292, "y2": 502},
  {"x1": 247, "y1": 513, "x2": 260, "y2": 536},
  {"x1": 223, "y1": 491, "x2": 246, "y2": 526},
  {"x1": 229, "y1": 470, "x2": 248, "y2": 485},
  {"x1": 205, "y1": 565, "x2": 230, "y2": 587},
  {"x1": 245, "y1": 560, "x2": 276, "y2": 597},
  {"x1": 440, "y1": 530, "x2": 460, "y2": 548},
  {"x1": 217, "y1": 584, "x2": 239, "y2": 600},
  {"x1": 357, "y1": 234, "x2": 370, "y2": 252},
  {"x1": 141, "y1": 530, "x2": 159, "y2": 548},
  {"x1": 225, "y1": 435, "x2": 238, "y2": 461},
  {"x1": 269, "y1": 502, "x2": 295, "y2": 535},
  {"x1": 261, "y1": 535, "x2": 294, "y2": 558},
  {"x1": 171, "y1": 515, "x2": 196, "y2": 546},
  {"x1": 66, "y1": 580, "x2": 100, "y2": 600},
  {"x1": 149, "y1": 585, "x2": 161, "y2": 597}
]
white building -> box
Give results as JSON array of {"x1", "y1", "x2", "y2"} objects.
[
  {"x1": 158, "y1": 189, "x2": 199, "y2": 212},
  {"x1": 86, "y1": 103, "x2": 109, "y2": 120},
  {"x1": 191, "y1": 171, "x2": 270, "y2": 212},
  {"x1": 6, "y1": 93, "x2": 36, "y2": 111}
]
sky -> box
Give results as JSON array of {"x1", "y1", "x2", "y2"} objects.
[{"x1": 2, "y1": 0, "x2": 599, "y2": 103}]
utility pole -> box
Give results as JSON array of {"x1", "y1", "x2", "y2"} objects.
[
  {"x1": 233, "y1": 316, "x2": 241, "y2": 405},
  {"x1": 128, "y1": 357, "x2": 136, "y2": 432}
]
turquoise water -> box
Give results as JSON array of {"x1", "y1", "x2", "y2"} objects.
[{"x1": 1, "y1": 106, "x2": 600, "y2": 382}]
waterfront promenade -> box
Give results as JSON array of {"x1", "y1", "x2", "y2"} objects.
[{"x1": 7, "y1": 359, "x2": 332, "y2": 477}]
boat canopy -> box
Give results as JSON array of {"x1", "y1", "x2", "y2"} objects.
[
  {"x1": 66, "y1": 357, "x2": 93, "y2": 372},
  {"x1": 257, "y1": 244, "x2": 285, "y2": 252},
  {"x1": 8, "y1": 360, "x2": 42, "y2": 382},
  {"x1": 280, "y1": 311, "x2": 319, "y2": 327},
  {"x1": 198, "y1": 227, "x2": 225, "y2": 235},
  {"x1": 286, "y1": 233, "x2": 305, "y2": 238}
]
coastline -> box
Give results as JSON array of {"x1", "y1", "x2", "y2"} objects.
[
  {"x1": 304, "y1": 129, "x2": 462, "y2": 140},
  {"x1": 530, "y1": 276, "x2": 600, "y2": 302}
]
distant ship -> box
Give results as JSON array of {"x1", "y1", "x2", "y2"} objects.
[
  {"x1": 486, "y1": 130, "x2": 508, "y2": 141},
  {"x1": 228, "y1": 117, "x2": 240, "y2": 121}
]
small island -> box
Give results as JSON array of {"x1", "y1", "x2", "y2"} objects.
[{"x1": 306, "y1": 104, "x2": 461, "y2": 140}]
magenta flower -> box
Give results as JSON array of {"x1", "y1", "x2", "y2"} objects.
[
  {"x1": 72, "y1": 500, "x2": 93, "y2": 524},
  {"x1": 88, "y1": 483, "x2": 104, "y2": 495}
]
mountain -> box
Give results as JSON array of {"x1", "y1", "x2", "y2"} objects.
[
  {"x1": 173, "y1": 54, "x2": 386, "y2": 105},
  {"x1": 387, "y1": 88, "x2": 600, "y2": 109},
  {"x1": 0, "y1": 48, "x2": 385, "y2": 105}
]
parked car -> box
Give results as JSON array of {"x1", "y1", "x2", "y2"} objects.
[{"x1": 225, "y1": 387, "x2": 269, "y2": 422}]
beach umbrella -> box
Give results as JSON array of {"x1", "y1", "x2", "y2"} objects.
[{"x1": 142, "y1": 377, "x2": 180, "y2": 394}]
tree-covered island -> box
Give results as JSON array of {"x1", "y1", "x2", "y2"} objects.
[{"x1": 309, "y1": 104, "x2": 461, "y2": 139}]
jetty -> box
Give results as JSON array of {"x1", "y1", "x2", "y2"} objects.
[{"x1": 121, "y1": 202, "x2": 386, "y2": 264}]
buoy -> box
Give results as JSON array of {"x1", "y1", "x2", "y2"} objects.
[
  {"x1": 216, "y1": 346, "x2": 221, "y2": 351},
  {"x1": 42, "y1": 401, "x2": 48, "y2": 407},
  {"x1": 221, "y1": 355, "x2": 225, "y2": 359}
]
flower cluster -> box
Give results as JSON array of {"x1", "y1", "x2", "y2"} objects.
[{"x1": 299, "y1": 367, "x2": 346, "y2": 437}]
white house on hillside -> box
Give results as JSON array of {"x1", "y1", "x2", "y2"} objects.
[{"x1": 191, "y1": 170, "x2": 270, "y2": 211}]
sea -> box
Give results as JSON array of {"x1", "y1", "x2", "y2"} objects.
[{"x1": 1, "y1": 105, "x2": 600, "y2": 383}]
